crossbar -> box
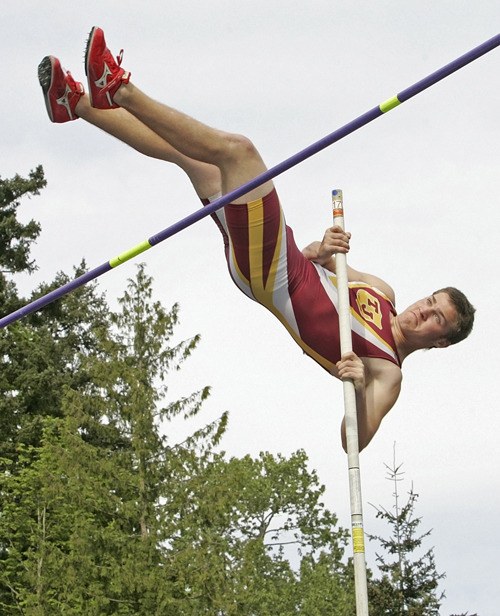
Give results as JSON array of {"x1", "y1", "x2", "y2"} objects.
[{"x1": 1, "y1": 33, "x2": 499, "y2": 328}]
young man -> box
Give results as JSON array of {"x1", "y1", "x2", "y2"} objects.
[{"x1": 38, "y1": 27, "x2": 475, "y2": 452}]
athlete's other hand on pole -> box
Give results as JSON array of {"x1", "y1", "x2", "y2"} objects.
[
  {"x1": 336, "y1": 352, "x2": 365, "y2": 390},
  {"x1": 301, "y1": 226, "x2": 351, "y2": 269},
  {"x1": 316, "y1": 225, "x2": 351, "y2": 265}
]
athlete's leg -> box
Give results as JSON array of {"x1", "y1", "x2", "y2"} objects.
[
  {"x1": 113, "y1": 83, "x2": 274, "y2": 203},
  {"x1": 75, "y1": 95, "x2": 221, "y2": 199}
]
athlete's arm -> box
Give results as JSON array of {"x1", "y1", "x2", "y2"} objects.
[
  {"x1": 302, "y1": 226, "x2": 396, "y2": 303},
  {"x1": 337, "y1": 353, "x2": 402, "y2": 452}
]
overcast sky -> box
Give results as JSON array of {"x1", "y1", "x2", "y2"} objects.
[{"x1": 2, "y1": 1, "x2": 499, "y2": 614}]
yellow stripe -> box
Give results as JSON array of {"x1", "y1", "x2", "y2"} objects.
[
  {"x1": 263, "y1": 210, "x2": 284, "y2": 294},
  {"x1": 247, "y1": 197, "x2": 266, "y2": 297}
]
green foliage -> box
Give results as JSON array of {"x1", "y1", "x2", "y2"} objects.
[
  {"x1": 162, "y1": 449, "x2": 354, "y2": 614},
  {"x1": 0, "y1": 166, "x2": 46, "y2": 318},
  {"x1": 0, "y1": 166, "x2": 45, "y2": 275},
  {"x1": 0, "y1": 262, "x2": 221, "y2": 614},
  {"x1": 0, "y1": 264, "x2": 111, "y2": 460}
]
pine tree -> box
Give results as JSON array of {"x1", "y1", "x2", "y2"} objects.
[{"x1": 368, "y1": 445, "x2": 445, "y2": 616}]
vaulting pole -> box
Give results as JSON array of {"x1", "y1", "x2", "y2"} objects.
[
  {"x1": 332, "y1": 189, "x2": 369, "y2": 615},
  {"x1": 1, "y1": 34, "x2": 499, "y2": 328}
]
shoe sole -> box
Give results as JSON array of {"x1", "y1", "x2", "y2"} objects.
[
  {"x1": 38, "y1": 55, "x2": 55, "y2": 122},
  {"x1": 84, "y1": 26, "x2": 97, "y2": 106}
]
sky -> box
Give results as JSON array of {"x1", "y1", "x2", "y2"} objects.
[{"x1": 2, "y1": 1, "x2": 499, "y2": 613}]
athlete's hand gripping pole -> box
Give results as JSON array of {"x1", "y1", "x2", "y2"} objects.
[{"x1": 332, "y1": 189, "x2": 369, "y2": 616}]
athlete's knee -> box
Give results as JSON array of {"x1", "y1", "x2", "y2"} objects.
[{"x1": 218, "y1": 133, "x2": 261, "y2": 165}]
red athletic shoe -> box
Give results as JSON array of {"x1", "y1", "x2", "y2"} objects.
[
  {"x1": 38, "y1": 56, "x2": 84, "y2": 123},
  {"x1": 84, "y1": 26, "x2": 131, "y2": 109}
]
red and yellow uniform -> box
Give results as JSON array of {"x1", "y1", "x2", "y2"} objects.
[{"x1": 204, "y1": 189, "x2": 400, "y2": 373}]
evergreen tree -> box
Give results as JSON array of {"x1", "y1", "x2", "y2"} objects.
[
  {"x1": 0, "y1": 166, "x2": 44, "y2": 278},
  {"x1": 0, "y1": 264, "x2": 113, "y2": 458},
  {"x1": 0, "y1": 168, "x2": 117, "y2": 610},
  {"x1": 0, "y1": 263, "x2": 225, "y2": 614},
  {"x1": 0, "y1": 167, "x2": 115, "y2": 458},
  {"x1": 368, "y1": 446, "x2": 445, "y2": 616}
]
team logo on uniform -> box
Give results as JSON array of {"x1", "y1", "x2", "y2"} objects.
[{"x1": 356, "y1": 289, "x2": 382, "y2": 329}]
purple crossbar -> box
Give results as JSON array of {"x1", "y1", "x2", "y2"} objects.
[{"x1": 1, "y1": 34, "x2": 499, "y2": 328}]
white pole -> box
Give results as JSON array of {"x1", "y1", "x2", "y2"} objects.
[{"x1": 331, "y1": 189, "x2": 369, "y2": 616}]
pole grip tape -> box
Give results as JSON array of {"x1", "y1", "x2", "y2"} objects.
[{"x1": 352, "y1": 526, "x2": 365, "y2": 553}]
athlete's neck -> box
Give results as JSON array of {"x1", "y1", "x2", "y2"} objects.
[{"x1": 390, "y1": 314, "x2": 412, "y2": 363}]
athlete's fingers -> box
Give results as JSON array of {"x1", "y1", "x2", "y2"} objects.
[
  {"x1": 325, "y1": 227, "x2": 351, "y2": 252},
  {"x1": 336, "y1": 352, "x2": 365, "y2": 385},
  {"x1": 340, "y1": 351, "x2": 359, "y2": 362}
]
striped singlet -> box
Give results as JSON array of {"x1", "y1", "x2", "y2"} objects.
[{"x1": 203, "y1": 188, "x2": 401, "y2": 373}]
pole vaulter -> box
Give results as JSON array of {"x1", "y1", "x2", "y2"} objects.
[
  {"x1": 0, "y1": 33, "x2": 498, "y2": 329},
  {"x1": 4, "y1": 28, "x2": 499, "y2": 616}
]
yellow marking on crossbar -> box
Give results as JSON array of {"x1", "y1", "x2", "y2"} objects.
[
  {"x1": 109, "y1": 240, "x2": 152, "y2": 268},
  {"x1": 379, "y1": 95, "x2": 401, "y2": 113}
]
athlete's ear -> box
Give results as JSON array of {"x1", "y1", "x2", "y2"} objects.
[{"x1": 435, "y1": 337, "x2": 451, "y2": 349}]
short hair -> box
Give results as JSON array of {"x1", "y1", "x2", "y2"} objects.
[{"x1": 433, "y1": 286, "x2": 475, "y2": 345}]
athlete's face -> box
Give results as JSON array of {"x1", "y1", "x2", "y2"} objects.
[{"x1": 398, "y1": 292, "x2": 458, "y2": 349}]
